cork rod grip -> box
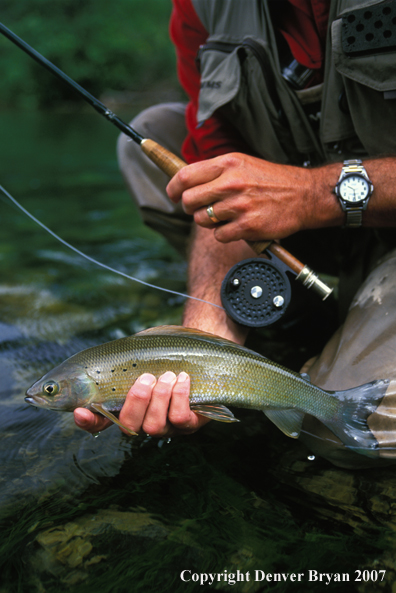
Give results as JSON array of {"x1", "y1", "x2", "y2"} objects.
[{"x1": 140, "y1": 138, "x2": 187, "y2": 178}]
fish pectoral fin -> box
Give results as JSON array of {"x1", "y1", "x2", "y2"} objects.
[
  {"x1": 300, "y1": 372, "x2": 311, "y2": 383},
  {"x1": 190, "y1": 404, "x2": 240, "y2": 423},
  {"x1": 264, "y1": 409, "x2": 305, "y2": 439},
  {"x1": 90, "y1": 403, "x2": 138, "y2": 436}
]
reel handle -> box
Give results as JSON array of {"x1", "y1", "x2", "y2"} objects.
[{"x1": 140, "y1": 138, "x2": 333, "y2": 301}]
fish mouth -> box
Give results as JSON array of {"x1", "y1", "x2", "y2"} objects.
[{"x1": 25, "y1": 394, "x2": 47, "y2": 407}]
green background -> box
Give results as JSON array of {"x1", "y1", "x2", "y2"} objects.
[{"x1": 0, "y1": 0, "x2": 177, "y2": 108}]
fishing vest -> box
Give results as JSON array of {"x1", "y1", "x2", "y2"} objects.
[{"x1": 191, "y1": 0, "x2": 396, "y2": 166}]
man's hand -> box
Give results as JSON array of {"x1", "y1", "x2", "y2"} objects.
[
  {"x1": 74, "y1": 371, "x2": 209, "y2": 437},
  {"x1": 167, "y1": 152, "x2": 343, "y2": 242}
]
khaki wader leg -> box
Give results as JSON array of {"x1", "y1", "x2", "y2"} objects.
[
  {"x1": 117, "y1": 102, "x2": 193, "y2": 256},
  {"x1": 301, "y1": 250, "x2": 396, "y2": 468}
]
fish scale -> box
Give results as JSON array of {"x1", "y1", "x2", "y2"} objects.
[
  {"x1": 77, "y1": 329, "x2": 339, "y2": 418},
  {"x1": 25, "y1": 325, "x2": 389, "y2": 457}
]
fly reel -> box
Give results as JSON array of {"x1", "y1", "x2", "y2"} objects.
[{"x1": 221, "y1": 253, "x2": 293, "y2": 328}]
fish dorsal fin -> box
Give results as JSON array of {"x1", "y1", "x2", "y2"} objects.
[
  {"x1": 135, "y1": 325, "x2": 217, "y2": 338},
  {"x1": 190, "y1": 403, "x2": 240, "y2": 423},
  {"x1": 134, "y1": 325, "x2": 253, "y2": 350},
  {"x1": 264, "y1": 409, "x2": 305, "y2": 439},
  {"x1": 300, "y1": 372, "x2": 311, "y2": 383}
]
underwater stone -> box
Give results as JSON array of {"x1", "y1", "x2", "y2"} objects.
[{"x1": 30, "y1": 509, "x2": 172, "y2": 584}]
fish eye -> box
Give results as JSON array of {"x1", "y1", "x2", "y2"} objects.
[{"x1": 43, "y1": 381, "x2": 59, "y2": 396}]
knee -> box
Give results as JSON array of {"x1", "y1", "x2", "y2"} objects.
[
  {"x1": 117, "y1": 104, "x2": 177, "y2": 172},
  {"x1": 116, "y1": 110, "x2": 149, "y2": 169}
]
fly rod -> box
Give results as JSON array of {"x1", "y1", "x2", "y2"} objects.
[{"x1": 0, "y1": 21, "x2": 332, "y2": 302}]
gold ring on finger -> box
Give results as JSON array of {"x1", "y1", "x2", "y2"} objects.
[{"x1": 206, "y1": 203, "x2": 220, "y2": 224}]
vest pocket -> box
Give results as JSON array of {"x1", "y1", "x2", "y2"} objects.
[
  {"x1": 197, "y1": 35, "x2": 322, "y2": 164},
  {"x1": 332, "y1": 12, "x2": 396, "y2": 155},
  {"x1": 196, "y1": 39, "x2": 242, "y2": 125}
]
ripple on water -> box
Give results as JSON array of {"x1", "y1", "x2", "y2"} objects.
[
  {"x1": 0, "y1": 333, "x2": 133, "y2": 515},
  {"x1": 0, "y1": 284, "x2": 137, "y2": 342}
]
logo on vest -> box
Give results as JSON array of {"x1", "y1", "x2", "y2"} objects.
[{"x1": 200, "y1": 80, "x2": 222, "y2": 89}]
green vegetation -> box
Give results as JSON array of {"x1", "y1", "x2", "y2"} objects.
[{"x1": 0, "y1": 0, "x2": 177, "y2": 108}]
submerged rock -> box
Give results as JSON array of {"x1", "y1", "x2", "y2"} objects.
[
  {"x1": 29, "y1": 508, "x2": 202, "y2": 588},
  {"x1": 31, "y1": 509, "x2": 169, "y2": 584}
]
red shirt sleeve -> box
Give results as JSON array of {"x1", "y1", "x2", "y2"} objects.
[
  {"x1": 170, "y1": 0, "x2": 249, "y2": 163},
  {"x1": 169, "y1": 0, "x2": 330, "y2": 162}
]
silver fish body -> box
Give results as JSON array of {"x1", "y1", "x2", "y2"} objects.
[{"x1": 25, "y1": 326, "x2": 389, "y2": 456}]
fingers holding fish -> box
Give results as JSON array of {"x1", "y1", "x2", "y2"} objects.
[
  {"x1": 119, "y1": 373, "x2": 158, "y2": 435},
  {"x1": 71, "y1": 369, "x2": 204, "y2": 438},
  {"x1": 74, "y1": 407, "x2": 112, "y2": 434},
  {"x1": 118, "y1": 371, "x2": 178, "y2": 437},
  {"x1": 168, "y1": 372, "x2": 210, "y2": 434},
  {"x1": 119, "y1": 371, "x2": 205, "y2": 437},
  {"x1": 139, "y1": 371, "x2": 177, "y2": 437}
]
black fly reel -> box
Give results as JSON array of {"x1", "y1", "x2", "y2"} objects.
[{"x1": 221, "y1": 253, "x2": 294, "y2": 328}]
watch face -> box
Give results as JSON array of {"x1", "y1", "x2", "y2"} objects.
[{"x1": 339, "y1": 174, "x2": 370, "y2": 203}]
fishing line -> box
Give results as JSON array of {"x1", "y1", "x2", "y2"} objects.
[
  {"x1": 0, "y1": 184, "x2": 224, "y2": 310},
  {"x1": 4, "y1": 189, "x2": 391, "y2": 456}
]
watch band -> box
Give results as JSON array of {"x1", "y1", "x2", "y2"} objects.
[{"x1": 345, "y1": 207, "x2": 363, "y2": 228}]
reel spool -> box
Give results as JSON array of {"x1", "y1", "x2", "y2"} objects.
[{"x1": 221, "y1": 254, "x2": 293, "y2": 328}]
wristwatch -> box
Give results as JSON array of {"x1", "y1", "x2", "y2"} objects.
[{"x1": 335, "y1": 159, "x2": 374, "y2": 228}]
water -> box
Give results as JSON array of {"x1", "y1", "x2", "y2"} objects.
[{"x1": 0, "y1": 110, "x2": 395, "y2": 593}]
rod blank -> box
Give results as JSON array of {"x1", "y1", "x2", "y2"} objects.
[
  {"x1": 0, "y1": 21, "x2": 333, "y2": 302},
  {"x1": 0, "y1": 22, "x2": 144, "y2": 145}
]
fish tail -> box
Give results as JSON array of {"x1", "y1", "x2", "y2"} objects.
[{"x1": 325, "y1": 379, "x2": 389, "y2": 457}]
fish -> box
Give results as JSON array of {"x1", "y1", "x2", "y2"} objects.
[{"x1": 25, "y1": 325, "x2": 389, "y2": 457}]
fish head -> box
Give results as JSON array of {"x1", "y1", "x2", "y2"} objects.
[{"x1": 25, "y1": 361, "x2": 98, "y2": 412}]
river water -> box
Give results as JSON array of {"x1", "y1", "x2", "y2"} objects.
[{"x1": 0, "y1": 111, "x2": 394, "y2": 593}]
